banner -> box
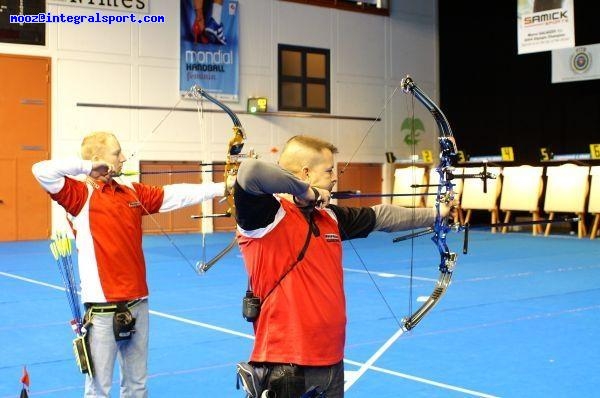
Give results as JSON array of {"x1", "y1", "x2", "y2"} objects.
[
  {"x1": 180, "y1": 0, "x2": 239, "y2": 101},
  {"x1": 517, "y1": 0, "x2": 574, "y2": 55},
  {"x1": 552, "y1": 43, "x2": 600, "y2": 83}
]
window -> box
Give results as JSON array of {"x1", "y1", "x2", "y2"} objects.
[
  {"x1": 280, "y1": 0, "x2": 389, "y2": 16},
  {"x1": 278, "y1": 44, "x2": 330, "y2": 113}
]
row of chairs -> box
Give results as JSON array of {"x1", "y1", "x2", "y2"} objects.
[{"x1": 391, "y1": 164, "x2": 600, "y2": 239}]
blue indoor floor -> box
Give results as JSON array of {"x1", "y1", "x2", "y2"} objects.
[{"x1": 1, "y1": 230, "x2": 599, "y2": 397}]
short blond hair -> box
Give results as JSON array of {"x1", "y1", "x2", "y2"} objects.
[
  {"x1": 279, "y1": 135, "x2": 338, "y2": 173},
  {"x1": 283, "y1": 135, "x2": 338, "y2": 155},
  {"x1": 80, "y1": 131, "x2": 117, "y2": 160}
]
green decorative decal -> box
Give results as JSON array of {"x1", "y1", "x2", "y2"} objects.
[{"x1": 401, "y1": 117, "x2": 424, "y2": 146}]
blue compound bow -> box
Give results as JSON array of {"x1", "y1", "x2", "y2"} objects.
[
  {"x1": 342, "y1": 76, "x2": 461, "y2": 392},
  {"x1": 395, "y1": 76, "x2": 459, "y2": 331}
]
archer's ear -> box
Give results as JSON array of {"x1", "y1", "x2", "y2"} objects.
[{"x1": 301, "y1": 166, "x2": 310, "y2": 180}]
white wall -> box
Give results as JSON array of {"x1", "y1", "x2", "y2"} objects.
[{"x1": 0, "y1": 0, "x2": 439, "y2": 233}]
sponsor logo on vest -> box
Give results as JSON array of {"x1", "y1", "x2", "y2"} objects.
[{"x1": 324, "y1": 233, "x2": 340, "y2": 242}]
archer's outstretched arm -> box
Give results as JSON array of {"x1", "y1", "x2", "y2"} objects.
[{"x1": 371, "y1": 205, "x2": 436, "y2": 232}]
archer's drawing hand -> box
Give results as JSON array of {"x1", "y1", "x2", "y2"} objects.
[
  {"x1": 313, "y1": 187, "x2": 331, "y2": 208},
  {"x1": 90, "y1": 162, "x2": 113, "y2": 179},
  {"x1": 295, "y1": 186, "x2": 331, "y2": 209}
]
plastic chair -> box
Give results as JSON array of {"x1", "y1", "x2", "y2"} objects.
[
  {"x1": 499, "y1": 166, "x2": 544, "y2": 235},
  {"x1": 391, "y1": 166, "x2": 427, "y2": 207},
  {"x1": 543, "y1": 163, "x2": 589, "y2": 238},
  {"x1": 459, "y1": 166, "x2": 502, "y2": 232}
]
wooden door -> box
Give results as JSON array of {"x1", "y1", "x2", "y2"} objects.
[
  {"x1": 0, "y1": 54, "x2": 51, "y2": 241},
  {"x1": 336, "y1": 163, "x2": 382, "y2": 207}
]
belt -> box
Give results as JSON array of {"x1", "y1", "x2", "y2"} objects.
[
  {"x1": 85, "y1": 298, "x2": 145, "y2": 314},
  {"x1": 265, "y1": 363, "x2": 304, "y2": 377}
]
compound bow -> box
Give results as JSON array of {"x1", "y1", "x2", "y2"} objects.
[
  {"x1": 396, "y1": 76, "x2": 458, "y2": 331},
  {"x1": 342, "y1": 76, "x2": 459, "y2": 392}
]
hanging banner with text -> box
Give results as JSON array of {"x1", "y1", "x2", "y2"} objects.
[
  {"x1": 552, "y1": 43, "x2": 600, "y2": 83},
  {"x1": 517, "y1": 0, "x2": 574, "y2": 55},
  {"x1": 180, "y1": 0, "x2": 239, "y2": 101}
]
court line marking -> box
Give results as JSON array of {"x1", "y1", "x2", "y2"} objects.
[
  {"x1": 343, "y1": 267, "x2": 437, "y2": 281},
  {"x1": 149, "y1": 309, "x2": 254, "y2": 340},
  {"x1": 342, "y1": 328, "x2": 498, "y2": 398},
  {"x1": 344, "y1": 357, "x2": 500, "y2": 398},
  {"x1": 1, "y1": 270, "x2": 496, "y2": 396},
  {"x1": 344, "y1": 327, "x2": 405, "y2": 392},
  {"x1": 0, "y1": 271, "x2": 66, "y2": 291}
]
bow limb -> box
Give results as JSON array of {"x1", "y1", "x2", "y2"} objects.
[
  {"x1": 399, "y1": 76, "x2": 458, "y2": 331},
  {"x1": 188, "y1": 86, "x2": 246, "y2": 273}
]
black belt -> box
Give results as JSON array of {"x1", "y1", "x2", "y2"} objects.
[
  {"x1": 85, "y1": 299, "x2": 144, "y2": 314},
  {"x1": 262, "y1": 363, "x2": 304, "y2": 377}
]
